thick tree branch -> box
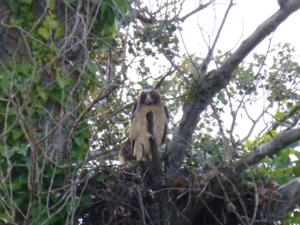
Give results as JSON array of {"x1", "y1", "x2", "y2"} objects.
[
  {"x1": 207, "y1": 128, "x2": 300, "y2": 190},
  {"x1": 166, "y1": 0, "x2": 300, "y2": 178},
  {"x1": 230, "y1": 128, "x2": 300, "y2": 172}
]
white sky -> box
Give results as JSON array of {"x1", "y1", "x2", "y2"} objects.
[{"x1": 180, "y1": 0, "x2": 300, "y2": 58}]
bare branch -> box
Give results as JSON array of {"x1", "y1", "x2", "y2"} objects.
[
  {"x1": 178, "y1": 1, "x2": 212, "y2": 22},
  {"x1": 200, "y1": 0, "x2": 234, "y2": 75}
]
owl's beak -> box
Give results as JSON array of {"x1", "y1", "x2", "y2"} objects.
[{"x1": 145, "y1": 93, "x2": 153, "y2": 104}]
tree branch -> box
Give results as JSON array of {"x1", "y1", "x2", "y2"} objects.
[
  {"x1": 166, "y1": 0, "x2": 300, "y2": 179},
  {"x1": 200, "y1": 0, "x2": 234, "y2": 75},
  {"x1": 179, "y1": 1, "x2": 212, "y2": 22},
  {"x1": 231, "y1": 128, "x2": 300, "y2": 172},
  {"x1": 278, "y1": 177, "x2": 300, "y2": 211}
]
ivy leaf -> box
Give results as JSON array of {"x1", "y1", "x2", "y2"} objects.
[
  {"x1": 9, "y1": 17, "x2": 22, "y2": 25},
  {"x1": 16, "y1": 63, "x2": 31, "y2": 76},
  {"x1": 54, "y1": 26, "x2": 65, "y2": 39},
  {"x1": 47, "y1": 15, "x2": 60, "y2": 29},
  {"x1": 56, "y1": 74, "x2": 65, "y2": 88},
  {"x1": 0, "y1": 72, "x2": 9, "y2": 93},
  {"x1": 12, "y1": 129, "x2": 24, "y2": 141},
  {"x1": 37, "y1": 86, "x2": 48, "y2": 101},
  {"x1": 56, "y1": 73, "x2": 73, "y2": 89},
  {"x1": 38, "y1": 27, "x2": 50, "y2": 40}
]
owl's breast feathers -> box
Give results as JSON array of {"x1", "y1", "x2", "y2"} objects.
[{"x1": 130, "y1": 103, "x2": 168, "y2": 161}]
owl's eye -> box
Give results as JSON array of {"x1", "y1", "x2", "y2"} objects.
[{"x1": 139, "y1": 92, "x2": 146, "y2": 103}]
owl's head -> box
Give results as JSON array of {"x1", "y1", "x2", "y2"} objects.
[{"x1": 138, "y1": 89, "x2": 161, "y2": 105}]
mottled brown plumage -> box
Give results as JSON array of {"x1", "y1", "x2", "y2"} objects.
[{"x1": 130, "y1": 89, "x2": 168, "y2": 162}]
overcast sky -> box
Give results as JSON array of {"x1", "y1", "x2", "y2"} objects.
[{"x1": 180, "y1": 0, "x2": 300, "y2": 59}]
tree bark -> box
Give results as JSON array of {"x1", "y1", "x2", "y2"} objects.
[
  {"x1": 278, "y1": 177, "x2": 300, "y2": 212},
  {"x1": 230, "y1": 128, "x2": 300, "y2": 172}
]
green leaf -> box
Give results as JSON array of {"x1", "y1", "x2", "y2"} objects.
[
  {"x1": 56, "y1": 73, "x2": 66, "y2": 88},
  {"x1": 291, "y1": 212, "x2": 300, "y2": 223},
  {"x1": 12, "y1": 129, "x2": 24, "y2": 141},
  {"x1": 38, "y1": 27, "x2": 50, "y2": 40},
  {"x1": 242, "y1": 140, "x2": 254, "y2": 150},
  {"x1": 75, "y1": 137, "x2": 84, "y2": 146},
  {"x1": 22, "y1": 0, "x2": 33, "y2": 4},
  {"x1": 274, "y1": 111, "x2": 284, "y2": 121},
  {"x1": 262, "y1": 133, "x2": 272, "y2": 142},
  {"x1": 0, "y1": 145, "x2": 3, "y2": 156},
  {"x1": 37, "y1": 86, "x2": 48, "y2": 101},
  {"x1": 0, "y1": 107, "x2": 15, "y2": 116},
  {"x1": 293, "y1": 166, "x2": 300, "y2": 176},
  {"x1": 96, "y1": 174, "x2": 108, "y2": 183},
  {"x1": 9, "y1": 17, "x2": 22, "y2": 25},
  {"x1": 9, "y1": 0, "x2": 18, "y2": 12},
  {"x1": 87, "y1": 62, "x2": 99, "y2": 74},
  {"x1": 115, "y1": 0, "x2": 128, "y2": 14},
  {"x1": 0, "y1": 73, "x2": 9, "y2": 93},
  {"x1": 12, "y1": 173, "x2": 28, "y2": 189},
  {"x1": 54, "y1": 26, "x2": 65, "y2": 39},
  {"x1": 20, "y1": 145, "x2": 28, "y2": 156},
  {"x1": 17, "y1": 63, "x2": 31, "y2": 75},
  {"x1": 217, "y1": 92, "x2": 228, "y2": 105},
  {"x1": 0, "y1": 212, "x2": 12, "y2": 224},
  {"x1": 46, "y1": 15, "x2": 60, "y2": 29}
]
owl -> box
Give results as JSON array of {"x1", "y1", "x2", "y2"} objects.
[{"x1": 130, "y1": 89, "x2": 168, "y2": 162}]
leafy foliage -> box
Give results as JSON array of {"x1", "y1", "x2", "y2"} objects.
[
  {"x1": 0, "y1": 0, "x2": 300, "y2": 224},
  {"x1": 0, "y1": 0, "x2": 128, "y2": 224}
]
